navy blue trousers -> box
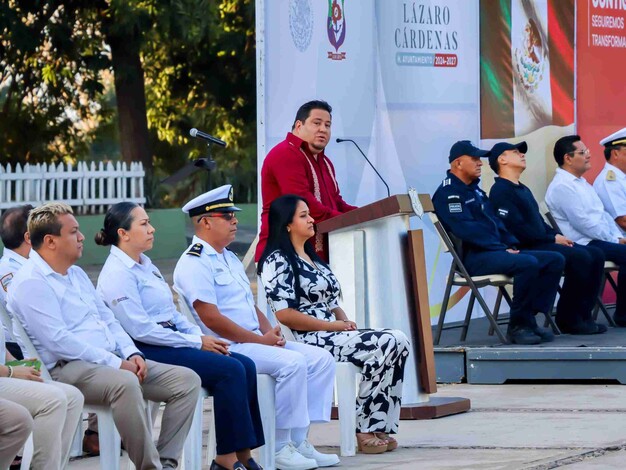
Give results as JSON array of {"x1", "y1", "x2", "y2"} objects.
[
  {"x1": 530, "y1": 243, "x2": 605, "y2": 326},
  {"x1": 464, "y1": 250, "x2": 564, "y2": 327},
  {"x1": 588, "y1": 240, "x2": 626, "y2": 320},
  {"x1": 135, "y1": 342, "x2": 265, "y2": 455}
]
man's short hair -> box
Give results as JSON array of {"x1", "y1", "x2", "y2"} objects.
[
  {"x1": 604, "y1": 145, "x2": 625, "y2": 161},
  {"x1": 28, "y1": 202, "x2": 74, "y2": 250},
  {"x1": 292, "y1": 100, "x2": 332, "y2": 130},
  {"x1": 553, "y1": 135, "x2": 581, "y2": 167},
  {"x1": 0, "y1": 205, "x2": 33, "y2": 249}
]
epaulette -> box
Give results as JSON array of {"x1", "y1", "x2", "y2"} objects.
[
  {"x1": 186, "y1": 243, "x2": 203, "y2": 257},
  {"x1": 442, "y1": 178, "x2": 451, "y2": 187}
]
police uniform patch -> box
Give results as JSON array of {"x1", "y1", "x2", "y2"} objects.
[
  {"x1": 448, "y1": 203, "x2": 462, "y2": 213},
  {"x1": 111, "y1": 296, "x2": 128, "y2": 307},
  {"x1": 447, "y1": 194, "x2": 460, "y2": 200},
  {"x1": 0, "y1": 273, "x2": 13, "y2": 293},
  {"x1": 607, "y1": 170, "x2": 616, "y2": 181},
  {"x1": 186, "y1": 243, "x2": 203, "y2": 257},
  {"x1": 497, "y1": 208, "x2": 509, "y2": 218}
]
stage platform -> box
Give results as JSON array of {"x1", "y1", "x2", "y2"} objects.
[{"x1": 434, "y1": 313, "x2": 626, "y2": 385}]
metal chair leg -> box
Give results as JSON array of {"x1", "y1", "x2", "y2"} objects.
[
  {"x1": 434, "y1": 267, "x2": 455, "y2": 345},
  {"x1": 470, "y1": 285, "x2": 508, "y2": 343},
  {"x1": 460, "y1": 293, "x2": 476, "y2": 341},
  {"x1": 488, "y1": 288, "x2": 504, "y2": 336},
  {"x1": 596, "y1": 296, "x2": 616, "y2": 327}
]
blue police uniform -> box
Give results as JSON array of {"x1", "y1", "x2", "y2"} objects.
[
  {"x1": 97, "y1": 246, "x2": 264, "y2": 456},
  {"x1": 432, "y1": 171, "x2": 564, "y2": 332},
  {"x1": 489, "y1": 177, "x2": 605, "y2": 331}
]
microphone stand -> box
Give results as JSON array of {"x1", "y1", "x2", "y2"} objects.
[{"x1": 336, "y1": 138, "x2": 390, "y2": 197}]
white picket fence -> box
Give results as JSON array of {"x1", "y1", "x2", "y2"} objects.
[{"x1": 0, "y1": 161, "x2": 146, "y2": 214}]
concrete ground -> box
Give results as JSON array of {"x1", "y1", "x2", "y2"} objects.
[
  {"x1": 70, "y1": 256, "x2": 626, "y2": 469},
  {"x1": 67, "y1": 382, "x2": 626, "y2": 469}
]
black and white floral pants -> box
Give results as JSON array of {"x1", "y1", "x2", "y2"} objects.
[{"x1": 295, "y1": 328, "x2": 410, "y2": 434}]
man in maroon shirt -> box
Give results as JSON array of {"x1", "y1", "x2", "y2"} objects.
[{"x1": 255, "y1": 100, "x2": 357, "y2": 261}]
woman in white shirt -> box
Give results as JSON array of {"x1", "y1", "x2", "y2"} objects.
[
  {"x1": 0, "y1": 325, "x2": 83, "y2": 469},
  {"x1": 96, "y1": 202, "x2": 263, "y2": 470}
]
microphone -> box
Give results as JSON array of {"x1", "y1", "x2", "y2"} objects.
[
  {"x1": 336, "y1": 138, "x2": 390, "y2": 197},
  {"x1": 189, "y1": 128, "x2": 227, "y2": 147}
]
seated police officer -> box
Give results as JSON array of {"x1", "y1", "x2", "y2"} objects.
[
  {"x1": 547, "y1": 134, "x2": 626, "y2": 327},
  {"x1": 432, "y1": 141, "x2": 564, "y2": 345},
  {"x1": 174, "y1": 185, "x2": 338, "y2": 470},
  {"x1": 594, "y1": 128, "x2": 626, "y2": 233},
  {"x1": 488, "y1": 141, "x2": 606, "y2": 334}
]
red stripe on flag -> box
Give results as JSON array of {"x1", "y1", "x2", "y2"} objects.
[{"x1": 548, "y1": 0, "x2": 574, "y2": 126}]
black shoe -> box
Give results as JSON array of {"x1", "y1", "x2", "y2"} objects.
[
  {"x1": 82, "y1": 430, "x2": 100, "y2": 456},
  {"x1": 557, "y1": 321, "x2": 607, "y2": 335},
  {"x1": 245, "y1": 458, "x2": 264, "y2": 470},
  {"x1": 210, "y1": 460, "x2": 246, "y2": 470},
  {"x1": 531, "y1": 325, "x2": 555, "y2": 342},
  {"x1": 614, "y1": 315, "x2": 626, "y2": 327},
  {"x1": 506, "y1": 325, "x2": 542, "y2": 345}
]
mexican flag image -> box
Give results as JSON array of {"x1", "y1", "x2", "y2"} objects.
[{"x1": 480, "y1": 0, "x2": 574, "y2": 139}]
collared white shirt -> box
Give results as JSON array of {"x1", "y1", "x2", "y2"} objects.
[
  {"x1": 97, "y1": 245, "x2": 202, "y2": 349},
  {"x1": 7, "y1": 250, "x2": 140, "y2": 370},
  {"x1": 546, "y1": 167, "x2": 623, "y2": 245},
  {"x1": 594, "y1": 162, "x2": 626, "y2": 229},
  {"x1": 174, "y1": 236, "x2": 260, "y2": 343},
  {"x1": 0, "y1": 248, "x2": 28, "y2": 342}
]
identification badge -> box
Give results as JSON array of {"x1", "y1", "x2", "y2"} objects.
[{"x1": 448, "y1": 203, "x2": 462, "y2": 213}]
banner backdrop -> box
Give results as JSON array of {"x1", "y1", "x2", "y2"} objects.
[
  {"x1": 258, "y1": 0, "x2": 481, "y2": 323},
  {"x1": 576, "y1": 0, "x2": 626, "y2": 182},
  {"x1": 479, "y1": 0, "x2": 575, "y2": 203}
]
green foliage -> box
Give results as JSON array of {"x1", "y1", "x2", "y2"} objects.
[{"x1": 0, "y1": 0, "x2": 257, "y2": 204}]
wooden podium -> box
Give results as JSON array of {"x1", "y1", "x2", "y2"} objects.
[{"x1": 317, "y1": 194, "x2": 470, "y2": 419}]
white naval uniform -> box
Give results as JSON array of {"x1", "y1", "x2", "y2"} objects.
[
  {"x1": 0, "y1": 248, "x2": 28, "y2": 342},
  {"x1": 546, "y1": 167, "x2": 622, "y2": 245},
  {"x1": 97, "y1": 245, "x2": 203, "y2": 348},
  {"x1": 174, "y1": 236, "x2": 335, "y2": 430},
  {"x1": 594, "y1": 162, "x2": 626, "y2": 233}
]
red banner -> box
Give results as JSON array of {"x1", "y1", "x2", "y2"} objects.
[{"x1": 576, "y1": 0, "x2": 626, "y2": 181}]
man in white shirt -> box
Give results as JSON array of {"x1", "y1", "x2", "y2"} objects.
[
  {"x1": 7, "y1": 202, "x2": 201, "y2": 470},
  {"x1": 0, "y1": 205, "x2": 31, "y2": 359},
  {"x1": 175, "y1": 185, "x2": 338, "y2": 470},
  {"x1": 546, "y1": 135, "x2": 626, "y2": 326},
  {"x1": 594, "y1": 127, "x2": 626, "y2": 233}
]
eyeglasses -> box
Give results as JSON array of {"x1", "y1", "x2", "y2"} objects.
[
  {"x1": 198, "y1": 212, "x2": 237, "y2": 223},
  {"x1": 567, "y1": 148, "x2": 590, "y2": 156}
]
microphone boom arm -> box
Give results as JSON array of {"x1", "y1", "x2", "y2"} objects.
[{"x1": 336, "y1": 138, "x2": 390, "y2": 197}]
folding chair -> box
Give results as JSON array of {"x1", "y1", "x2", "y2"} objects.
[
  {"x1": 426, "y1": 210, "x2": 511, "y2": 344},
  {"x1": 173, "y1": 285, "x2": 277, "y2": 469},
  {"x1": 540, "y1": 202, "x2": 617, "y2": 327}
]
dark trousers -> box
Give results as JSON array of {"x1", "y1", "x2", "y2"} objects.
[
  {"x1": 530, "y1": 243, "x2": 605, "y2": 326},
  {"x1": 464, "y1": 250, "x2": 564, "y2": 327},
  {"x1": 135, "y1": 342, "x2": 265, "y2": 455},
  {"x1": 588, "y1": 240, "x2": 626, "y2": 319}
]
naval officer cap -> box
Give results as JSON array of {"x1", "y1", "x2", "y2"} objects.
[
  {"x1": 182, "y1": 184, "x2": 242, "y2": 218},
  {"x1": 600, "y1": 127, "x2": 626, "y2": 147},
  {"x1": 448, "y1": 140, "x2": 490, "y2": 163}
]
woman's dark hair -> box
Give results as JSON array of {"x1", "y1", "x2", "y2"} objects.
[
  {"x1": 95, "y1": 202, "x2": 139, "y2": 246},
  {"x1": 257, "y1": 195, "x2": 327, "y2": 300}
]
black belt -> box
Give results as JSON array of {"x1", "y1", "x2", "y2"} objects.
[{"x1": 157, "y1": 320, "x2": 178, "y2": 331}]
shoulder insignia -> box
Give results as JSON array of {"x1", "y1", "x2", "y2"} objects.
[
  {"x1": 186, "y1": 243, "x2": 203, "y2": 257},
  {"x1": 0, "y1": 272, "x2": 13, "y2": 292},
  {"x1": 607, "y1": 170, "x2": 616, "y2": 181},
  {"x1": 442, "y1": 178, "x2": 451, "y2": 187}
]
